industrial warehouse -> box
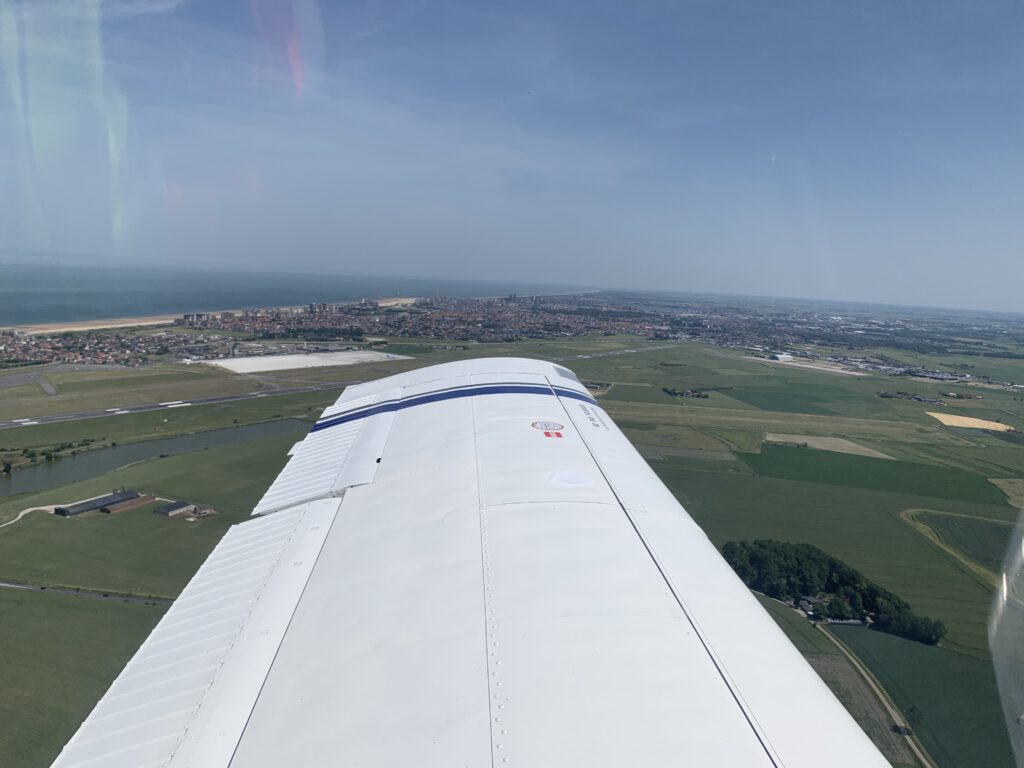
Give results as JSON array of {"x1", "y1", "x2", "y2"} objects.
[
  {"x1": 52, "y1": 491, "x2": 214, "y2": 520},
  {"x1": 54, "y1": 490, "x2": 144, "y2": 517}
]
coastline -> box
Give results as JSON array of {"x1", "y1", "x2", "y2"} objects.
[
  {"x1": 8, "y1": 290, "x2": 598, "y2": 335},
  {"x1": 13, "y1": 315, "x2": 185, "y2": 335}
]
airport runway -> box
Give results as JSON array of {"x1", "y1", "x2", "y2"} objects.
[
  {"x1": 0, "y1": 344, "x2": 681, "y2": 430},
  {"x1": 555, "y1": 343, "x2": 681, "y2": 362},
  {"x1": 0, "y1": 382, "x2": 351, "y2": 431}
]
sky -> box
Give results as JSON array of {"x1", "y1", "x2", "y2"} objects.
[{"x1": 2, "y1": 0, "x2": 1023, "y2": 310}]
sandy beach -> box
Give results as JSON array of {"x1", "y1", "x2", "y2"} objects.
[
  {"x1": 11, "y1": 297, "x2": 421, "y2": 335},
  {"x1": 14, "y1": 315, "x2": 184, "y2": 335},
  {"x1": 376, "y1": 297, "x2": 420, "y2": 307}
]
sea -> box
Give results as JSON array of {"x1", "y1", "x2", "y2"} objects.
[{"x1": 0, "y1": 262, "x2": 589, "y2": 326}]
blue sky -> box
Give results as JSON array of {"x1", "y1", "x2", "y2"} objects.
[{"x1": 2, "y1": 0, "x2": 1023, "y2": 310}]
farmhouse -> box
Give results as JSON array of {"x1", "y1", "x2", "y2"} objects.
[{"x1": 154, "y1": 500, "x2": 198, "y2": 518}]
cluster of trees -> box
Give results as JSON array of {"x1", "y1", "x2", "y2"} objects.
[
  {"x1": 1, "y1": 437, "x2": 101, "y2": 471},
  {"x1": 722, "y1": 540, "x2": 945, "y2": 646},
  {"x1": 662, "y1": 387, "x2": 709, "y2": 399}
]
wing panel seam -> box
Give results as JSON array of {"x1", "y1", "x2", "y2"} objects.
[{"x1": 550, "y1": 381, "x2": 784, "y2": 768}]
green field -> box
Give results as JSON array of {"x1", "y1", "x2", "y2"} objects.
[
  {"x1": 739, "y1": 443, "x2": 1009, "y2": 505},
  {"x1": 0, "y1": 434, "x2": 294, "y2": 595},
  {"x1": 726, "y1": 386, "x2": 839, "y2": 414},
  {"x1": 602, "y1": 383, "x2": 679, "y2": 404},
  {"x1": 757, "y1": 595, "x2": 839, "y2": 655},
  {"x1": 917, "y1": 512, "x2": 1014, "y2": 573},
  {"x1": 602, "y1": 399, "x2": 975, "y2": 448},
  {"x1": 1, "y1": 390, "x2": 331, "y2": 450},
  {"x1": 832, "y1": 626, "x2": 1012, "y2": 768},
  {"x1": 896, "y1": 441, "x2": 1024, "y2": 479},
  {"x1": 0, "y1": 364, "x2": 253, "y2": 420},
  {"x1": 0, "y1": 589, "x2": 163, "y2": 768},
  {"x1": 653, "y1": 461, "x2": 1007, "y2": 658}
]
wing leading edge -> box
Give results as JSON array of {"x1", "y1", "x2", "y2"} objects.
[{"x1": 51, "y1": 357, "x2": 888, "y2": 768}]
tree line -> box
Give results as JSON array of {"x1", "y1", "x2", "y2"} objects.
[{"x1": 721, "y1": 539, "x2": 945, "y2": 645}]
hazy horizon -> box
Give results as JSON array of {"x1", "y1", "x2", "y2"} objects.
[
  {"x1": 4, "y1": 256, "x2": 1021, "y2": 319},
  {"x1": 3, "y1": 1, "x2": 1023, "y2": 312}
]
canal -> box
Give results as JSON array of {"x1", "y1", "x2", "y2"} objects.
[{"x1": 0, "y1": 419, "x2": 310, "y2": 498}]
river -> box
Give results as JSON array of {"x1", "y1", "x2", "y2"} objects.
[{"x1": 0, "y1": 419, "x2": 309, "y2": 498}]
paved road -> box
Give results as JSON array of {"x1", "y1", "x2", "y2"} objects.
[
  {"x1": 0, "y1": 381, "x2": 351, "y2": 431},
  {"x1": 0, "y1": 369, "x2": 57, "y2": 394}
]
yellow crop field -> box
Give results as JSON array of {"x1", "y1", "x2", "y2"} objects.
[{"x1": 927, "y1": 412, "x2": 1013, "y2": 431}]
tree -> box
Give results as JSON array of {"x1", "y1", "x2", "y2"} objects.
[
  {"x1": 721, "y1": 539, "x2": 945, "y2": 645},
  {"x1": 825, "y1": 596, "x2": 855, "y2": 620}
]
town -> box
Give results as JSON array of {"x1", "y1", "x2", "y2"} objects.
[{"x1": 3, "y1": 291, "x2": 1024, "y2": 390}]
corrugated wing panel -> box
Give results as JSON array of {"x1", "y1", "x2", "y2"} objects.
[
  {"x1": 51, "y1": 500, "x2": 338, "y2": 768},
  {"x1": 252, "y1": 421, "x2": 363, "y2": 515},
  {"x1": 253, "y1": 389, "x2": 399, "y2": 516}
]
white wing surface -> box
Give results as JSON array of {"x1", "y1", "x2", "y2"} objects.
[{"x1": 51, "y1": 357, "x2": 888, "y2": 768}]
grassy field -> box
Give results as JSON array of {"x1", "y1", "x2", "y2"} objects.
[
  {"x1": 992, "y1": 478, "x2": 1024, "y2": 506},
  {"x1": 602, "y1": 383, "x2": 679, "y2": 405},
  {"x1": 0, "y1": 589, "x2": 163, "y2": 768},
  {"x1": 894, "y1": 441, "x2": 1024, "y2": 479},
  {"x1": 758, "y1": 594, "x2": 839, "y2": 655},
  {"x1": 0, "y1": 434, "x2": 294, "y2": 595},
  {"x1": 0, "y1": 389, "x2": 331, "y2": 460},
  {"x1": 726, "y1": 385, "x2": 841, "y2": 414},
  {"x1": 739, "y1": 444, "x2": 1009, "y2": 505},
  {"x1": 602, "y1": 399, "x2": 976, "y2": 447},
  {"x1": 0, "y1": 364, "x2": 252, "y2": 420},
  {"x1": 653, "y1": 461, "x2": 1008, "y2": 658},
  {"x1": 832, "y1": 625, "x2": 1013, "y2": 768},
  {"x1": 917, "y1": 512, "x2": 1014, "y2": 573}
]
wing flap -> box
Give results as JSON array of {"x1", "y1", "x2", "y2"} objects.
[
  {"x1": 252, "y1": 388, "x2": 400, "y2": 515},
  {"x1": 51, "y1": 500, "x2": 340, "y2": 768}
]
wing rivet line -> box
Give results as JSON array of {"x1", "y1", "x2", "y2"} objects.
[{"x1": 481, "y1": 504, "x2": 514, "y2": 766}]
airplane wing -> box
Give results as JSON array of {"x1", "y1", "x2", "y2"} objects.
[{"x1": 50, "y1": 358, "x2": 888, "y2": 767}]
